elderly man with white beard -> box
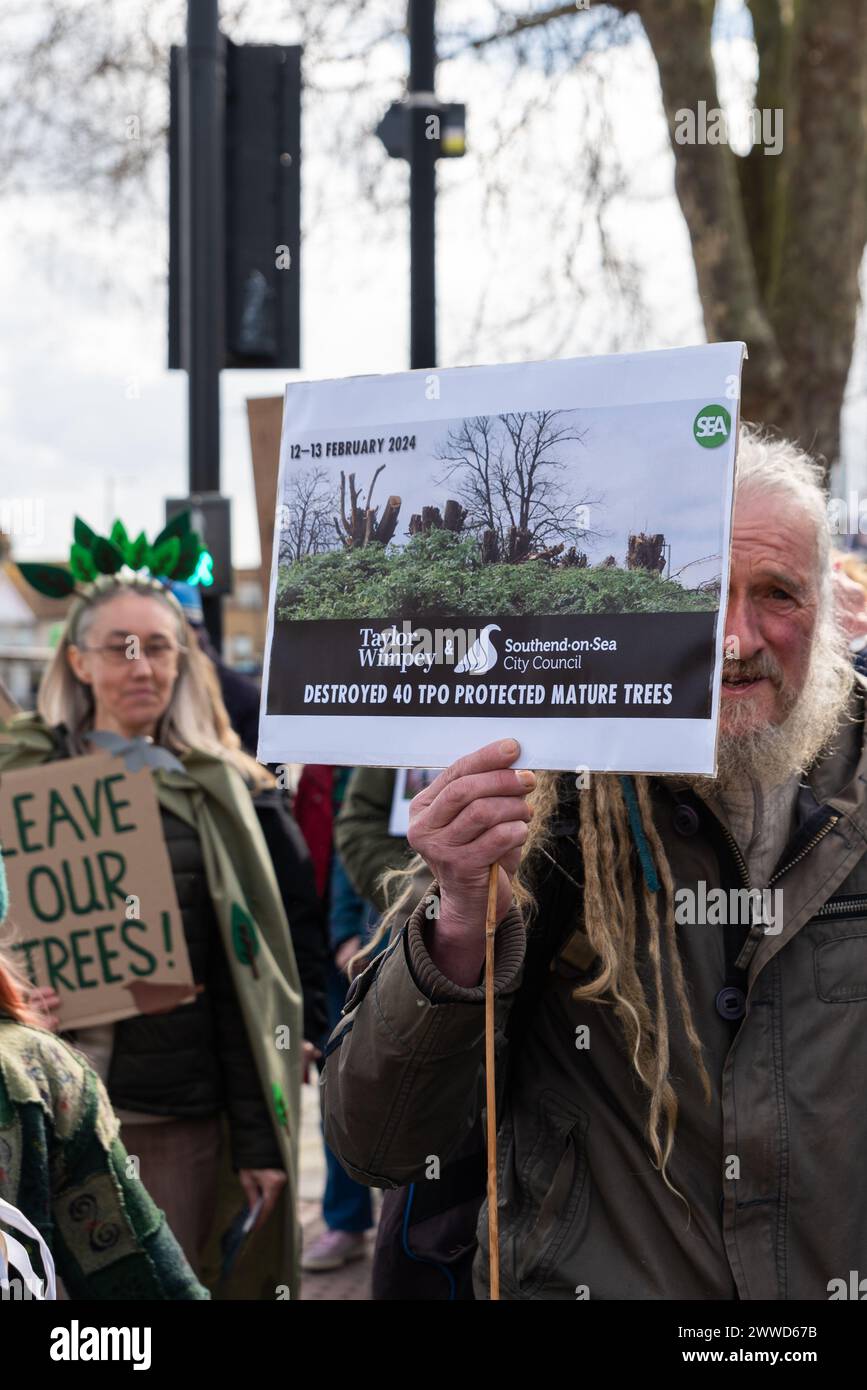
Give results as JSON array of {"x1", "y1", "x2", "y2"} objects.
[{"x1": 322, "y1": 425, "x2": 865, "y2": 1301}]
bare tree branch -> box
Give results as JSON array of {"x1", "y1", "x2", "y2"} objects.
[
  {"x1": 434, "y1": 410, "x2": 604, "y2": 555},
  {"x1": 280, "y1": 466, "x2": 339, "y2": 560}
]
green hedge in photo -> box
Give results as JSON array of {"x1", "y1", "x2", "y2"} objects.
[{"x1": 276, "y1": 530, "x2": 718, "y2": 621}]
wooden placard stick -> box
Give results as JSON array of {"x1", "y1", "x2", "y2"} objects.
[{"x1": 485, "y1": 860, "x2": 501, "y2": 1300}]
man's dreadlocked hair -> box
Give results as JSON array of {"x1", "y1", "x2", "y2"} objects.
[
  {"x1": 514, "y1": 772, "x2": 712, "y2": 1193},
  {"x1": 360, "y1": 769, "x2": 711, "y2": 1195}
]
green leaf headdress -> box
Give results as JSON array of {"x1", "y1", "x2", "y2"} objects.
[{"x1": 16, "y1": 511, "x2": 214, "y2": 601}]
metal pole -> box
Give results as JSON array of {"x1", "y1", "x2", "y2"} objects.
[
  {"x1": 408, "y1": 0, "x2": 436, "y2": 369},
  {"x1": 182, "y1": 0, "x2": 224, "y2": 649}
]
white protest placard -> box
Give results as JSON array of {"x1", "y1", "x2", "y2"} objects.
[
  {"x1": 0, "y1": 754, "x2": 195, "y2": 1029},
  {"x1": 388, "y1": 769, "x2": 439, "y2": 837},
  {"x1": 259, "y1": 343, "x2": 745, "y2": 774}
]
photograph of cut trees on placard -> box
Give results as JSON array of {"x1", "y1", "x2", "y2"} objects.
[{"x1": 275, "y1": 408, "x2": 723, "y2": 622}]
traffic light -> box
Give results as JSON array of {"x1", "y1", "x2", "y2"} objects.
[
  {"x1": 165, "y1": 495, "x2": 232, "y2": 597},
  {"x1": 376, "y1": 97, "x2": 466, "y2": 161},
  {"x1": 169, "y1": 40, "x2": 301, "y2": 370}
]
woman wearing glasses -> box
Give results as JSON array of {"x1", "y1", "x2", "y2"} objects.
[{"x1": 0, "y1": 537, "x2": 324, "y2": 1300}]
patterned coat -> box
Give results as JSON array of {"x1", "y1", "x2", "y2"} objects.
[{"x1": 0, "y1": 1015, "x2": 207, "y2": 1299}]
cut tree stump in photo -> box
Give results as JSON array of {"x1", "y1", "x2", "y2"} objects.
[
  {"x1": 506, "y1": 525, "x2": 532, "y2": 563},
  {"x1": 527, "y1": 541, "x2": 565, "y2": 564},
  {"x1": 376, "y1": 496, "x2": 401, "y2": 546},
  {"x1": 408, "y1": 499, "x2": 467, "y2": 536},
  {"x1": 480, "y1": 529, "x2": 499, "y2": 565},
  {"x1": 627, "y1": 533, "x2": 666, "y2": 573},
  {"x1": 476, "y1": 527, "x2": 584, "y2": 567},
  {"x1": 335, "y1": 467, "x2": 401, "y2": 548},
  {"x1": 561, "y1": 547, "x2": 589, "y2": 568}
]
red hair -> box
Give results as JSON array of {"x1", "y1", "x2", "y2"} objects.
[{"x1": 0, "y1": 947, "x2": 40, "y2": 1027}]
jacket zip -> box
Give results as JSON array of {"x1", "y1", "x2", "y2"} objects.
[
  {"x1": 812, "y1": 893, "x2": 867, "y2": 919},
  {"x1": 716, "y1": 811, "x2": 841, "y2": 892},
  {"x1": 767, "y1": 814, "x2": 840, "y2": 887},
  {"x1": 559, "y1": 797, "x2": 841, "y2": 907},
  {"x1": 718, "y1": 823, "x2": 751, "y2": 889}
]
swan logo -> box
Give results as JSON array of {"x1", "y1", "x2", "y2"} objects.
[{"x1": 454, "y1": 623, "x2": 501, "y2": 675}]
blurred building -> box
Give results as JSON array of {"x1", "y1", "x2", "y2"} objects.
[{"x1": 223, "y1": 566, "x2": 267, "y2": 674}]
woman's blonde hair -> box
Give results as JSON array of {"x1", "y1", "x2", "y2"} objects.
[{"x1": 37, "y1": 575, "x2": 273, "y2": 793}]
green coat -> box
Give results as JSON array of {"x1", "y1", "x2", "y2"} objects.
[
  {"x1": 0, "y1": 1015, "x2": 208, "y2": 1298},
  {"x1": 335, "y1": 767, "x2": 428, "y2": 916},
  {"x1": 0, "y1": 713, "x2": 303, "y2": 1300}
]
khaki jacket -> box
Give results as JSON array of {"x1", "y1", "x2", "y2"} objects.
[
  {"x1": 335, "y1": 766, "x2": 429, "y2": 915},
  {"x1": 322, "y1": 683, "x2": 867, "y2": 1300}
]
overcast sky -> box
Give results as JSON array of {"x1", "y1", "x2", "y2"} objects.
[
  {"x1": 279, "y1": 397, "x2": 733, "y2": 587},
  {"x1": 2, "y1": 0, "x2": 865, "y2": 571}
]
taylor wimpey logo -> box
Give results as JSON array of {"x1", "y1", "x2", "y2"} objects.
[
  {"x1": 454, "y1": 624, "x2": 500, "y2": 675},
  {"x1": 358, "y1": 622, "x2": 501, "y2": 675}
]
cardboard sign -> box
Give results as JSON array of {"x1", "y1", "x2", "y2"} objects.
[
  {"x1": 247, "y1": 394, "x2": 284, "y2": 598},
  {"x1": 259, "y1": 343, "x2": 745, "y2": 774},
  {"x1": 0, "y1": 754, "x2": 195, "y2": 1029}
]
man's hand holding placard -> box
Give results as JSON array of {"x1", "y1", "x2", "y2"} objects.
[{"x1": 408, "y1": 738, "x2": 534, "y2": 987}]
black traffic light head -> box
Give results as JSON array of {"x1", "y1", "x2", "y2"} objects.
[
  {"x1": 375, "y1": 98, "x2": 466, "y2": 161},
  {"x1": 169, "y1": 40, "x2": 301, "y2": 371}
]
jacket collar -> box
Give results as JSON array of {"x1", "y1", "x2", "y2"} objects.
[
  {"x1": 658, "y1": 674, "x2": 867, "y2": 848},
  {"x1": 808, "y1": 675, "x2": 867, "y2": 842}
]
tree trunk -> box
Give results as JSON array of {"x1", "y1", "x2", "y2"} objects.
[
  {"x1": 507, "y1": 525, "x2": 532, "y2": 562},
  {"x1": 637, "y1": 0, "x2": 788, "y2": 427},
  {"x1": 481, "y1": 529, "x2": 499, "y2": 564},
  {"x1": 636, "y1": 0, "x2": 867, "y2": 477},
  {"x1": 768, "y1": 0, "x2": 867, "y2": 468},
  {"x1": 374, "y1": 496, "x2": 401, "y2": 546}
]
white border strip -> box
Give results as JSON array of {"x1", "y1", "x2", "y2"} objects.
[{"x1": 259, "y1": 714, "x2": 716, "y2": 776}]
